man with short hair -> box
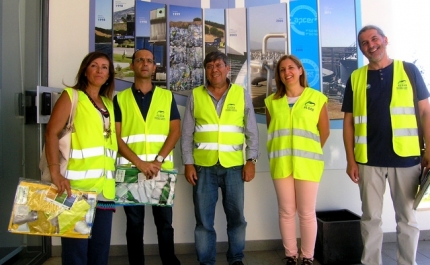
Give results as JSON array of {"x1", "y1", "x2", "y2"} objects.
[
  {"x1": 181, "y1": 50, "x2": 259, "y2": 265},
  {"x1": 342, "y1": 25, "x2": 430, "y2": 265},
  {"x1": 114, "y1": 48, "x2": 181, "y2": 265}
]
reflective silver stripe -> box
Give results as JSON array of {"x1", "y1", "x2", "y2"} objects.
[
  {"x1": 220, "y1": 144, "x2": 243, "y2": 152},
  {"x1": 195, "y1": 142, "x2": 243, "y2": 151},
  {"x1": 196, "y1": 124, "x2": 218, "y2": 132},
  {"x1": 269, "y1": 149, "x2": 292, "y2": 159},
  {"x1": 195, "y1": 124, "x2": 244, "y2": 133},
  {"x1": 220, "y1": 125, "x2": 244, "y2": 133},
  {"x1": 293, "y1": 149, "x2": 323, "y2": 161},
  {"x1": 391, "y1": 107, "x2": 415, "y2": 115},
  {"x1": 65, "y1": 169, "x2": 115, "y2": 180},
  {"x1": 393, "y1": 128, "x2": 418, "y2": 137},
  {"x1": 355, "y1": 136, "x2": 367, "y2": 144},
  {"x1": 117, "y1": 154, "x2": 174, "y2": 165},
  {"x1": 293, "y1": 128, "x2": 320, "y2": 143},
  {"x1": 70, "y1": 147, "x2": 104, "y2": 159},
  {"x1": 70, "y1": 147, "x2": 117, "y2": 159},
  {"x1": 269, "y1": 149, "x2": 323, "y2": 161},
  {"x1": 122, "y1": 134, "x2": 167, "y2": 144},
  {"x1": 354, "y1": 116, "x2": 367, "y2": 124},
  {"x1": 268, "y1": 129, "x2": 290, "y2": 141}
]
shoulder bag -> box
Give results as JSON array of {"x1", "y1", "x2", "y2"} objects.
[{"x1": 39, "y1": 89, "x2": 78, "y2": 182}]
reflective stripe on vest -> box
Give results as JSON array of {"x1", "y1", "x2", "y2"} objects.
[
  {"x1": 116, "y1": 87, "x2": 174, "y2": 170},
  {"x1": 122, "y1": 134, "x2": 167, "y2": 144},
  {"x1": 195, "y1": 143, "x2": 244, "y2": 152},
  {"x1": 195, "y1": 124, "x2": 244, "y2": 133},
  {"x1": 66, "y1": 169, "x2": 115, "y2": 180},
  {"x1": 70, "y1": 147, "x2": 117, "y2": 160},
  {"x1": 193, "y1": 84, "x2": 245, "y2": 167},
  {"x1": 351, "y1": 60, "x2": 420, "y2": 162}
]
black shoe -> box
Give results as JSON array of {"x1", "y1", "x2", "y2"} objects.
[
  {"x1": 283, "y1": 256, "x2": 297, "y2": 265},
  {"x1": 232, "y1": 261, "x2": 244, "y2": 265},
  {"x1": 301, "y1": 257, "x2": 313, "y2": 265}
]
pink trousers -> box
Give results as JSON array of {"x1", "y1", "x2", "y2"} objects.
[{"x1": 273, "y1": 176, "x2": 319, "y2": 259}]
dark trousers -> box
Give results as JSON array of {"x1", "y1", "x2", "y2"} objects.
[
  {"x1": 124, "y1": 205, "x2": 181, "y2": 265},
  {"x1": 61, "y1": 208, "x2": 113, "y2": 265}
]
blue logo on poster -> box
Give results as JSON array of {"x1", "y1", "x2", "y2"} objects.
[
  {"x1": 301, "y1": 58, "x2": 319, "y2": 87},
  {"x1": 290, "y1": 5, "x2": 318, "y2": 36}
]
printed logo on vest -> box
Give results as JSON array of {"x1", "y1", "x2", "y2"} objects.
[
  {"x1": 304, "y1": 101, "x2": 315, "y2": 111},
  {"x1": 226, "y1": 103, "x2": 237, "y2": 112},
  {"x1": 155, "y1": 110, "x2": 165, "y2": 120},
  {"x1": 397, "y1": 80, "x2": 408, "y2": 90}
]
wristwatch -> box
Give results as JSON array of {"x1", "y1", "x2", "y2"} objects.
[
  {"x1": 247, "y1": 158, "x2": 257, "y2": 165},
  {"x1": 155, "y1": 155, "x2": 164, "y2": 163}
]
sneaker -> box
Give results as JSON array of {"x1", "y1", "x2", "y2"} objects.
[
  {"x1": 283, "y1": 256, "x2": 298, "y2": 265},
  {"x1": 301, "y1": 257, "x2": 313, "y2": 265},
  {"x1": 232, "y1": 261, "x2": 244, "y2": 265}
]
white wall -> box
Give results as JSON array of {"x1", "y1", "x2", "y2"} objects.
[{"x1": 48, "y1": 0, "x2": 430, "y2": 247}]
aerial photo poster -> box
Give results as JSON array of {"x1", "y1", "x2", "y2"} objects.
[{"x1": 92, "y1": 0, "x2": 359, "y2": 120}]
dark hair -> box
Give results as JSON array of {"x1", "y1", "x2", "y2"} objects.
[
  {"x1": 65, "y1": 51, "x2": 115, "y2": 99},
  {"x1": 131, "y1": 48, "x2": 155, "y2": 63},
  {"x1": 274, "y1": 55, "x2": 309, "y2": 99},
  {"x1": 357, "y1": 25, "x2": 386, "y2": 50},
  {"x1": 203, "y1": 50, "x2": 228, "y2": 68}
]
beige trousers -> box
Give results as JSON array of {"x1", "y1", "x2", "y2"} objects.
[{"x1": 358, "y1": 164, "x2": 420, "y2": 265}]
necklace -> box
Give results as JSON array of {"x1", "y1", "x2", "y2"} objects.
[
  {"x1": 83, "y1": 91, "x2": 110, "y2": 118},
  {"x1": 83, "y1": 90, "x2": 111, "y2": 138}
]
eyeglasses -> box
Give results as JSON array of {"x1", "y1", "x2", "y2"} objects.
[
  {"x1": 134, "y1": 58, "x2": 154, "y2": 64},
  {"x1": 205, "y1": 63, "x2": 226, "y2": 71}
]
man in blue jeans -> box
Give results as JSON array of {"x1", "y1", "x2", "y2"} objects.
[
  {"x1": 114, "y1": 48, "x2": 181, "y2": 265},
  {"x1": 181, "y1": 51, "x2": 259, "y2": 265}
]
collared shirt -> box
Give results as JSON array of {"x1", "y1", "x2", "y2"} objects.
[
  {"x1": 181, "y1": 82, "x2": 259, "y2": 165},
  {"x1": 114, "y1": 83, "x2": 180, "y2": 122}
]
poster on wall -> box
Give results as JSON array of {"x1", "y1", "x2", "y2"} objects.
[
  {"x1": 204, "y1": 9, "x2": 226, "y2": 57},
  {"x1": 225, "y1": 8, "x2": 248, "y2": 91},
  {"x1": 320, "y1": 0, "x2": 358, "y2": 120},
  {"x1": 169, "y1": 5, "x2": 203, "y2": 93},
  {"x1": 203, "y1": 9, "x2": 225, "y2": 94},
  {"x1": 248, "y1": 3, "x2": 287, "y2": 114},
  {"x1": 135, "y1": 2, "x2": 167, "y2": 88},
  {"x1": 112, "y1": 0, "x2": 135, "y2": 82},
  {"x1": 289, "y1": 0, "x2": 320, "y2": 92},
  {"x1": 95, "y1": 0, "x2": 113, "y2": 58}
]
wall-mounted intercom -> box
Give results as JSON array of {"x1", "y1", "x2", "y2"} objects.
[{"x1": 24, "y1": 86, "x2": 64, "y2": 124}]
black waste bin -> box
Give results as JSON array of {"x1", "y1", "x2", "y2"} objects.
[{"x1": 315, "y1": 209, "x2": 363, "y2": 265}]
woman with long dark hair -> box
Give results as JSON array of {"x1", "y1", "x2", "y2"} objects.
[{"x1": 45, "y1": 51, "x2": 117, "y2": 265}]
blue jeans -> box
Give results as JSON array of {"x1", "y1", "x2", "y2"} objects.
[
  {"x1": 123, "y1": 205, "x2": 180, "y2": 265},
  {"x1": 193, "y1": 164, "x2": 247, "y2": 265},
  {"x1": 61, "y1": 208, "x2": 113, "y2": 265}
]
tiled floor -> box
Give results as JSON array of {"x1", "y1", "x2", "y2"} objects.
[{"x1": 42, "y1": 241, "x2": 430, "y2": 265}]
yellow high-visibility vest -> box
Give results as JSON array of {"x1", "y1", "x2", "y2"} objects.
[
  {"x1": 193, "y1": 84, "x2": 245, "y2": 167},
  {"x1": 116, "y1": 87, "x2": 174, "y2": 170},
  {"x1": 265, "y1": 87, "x2": 326, "y2": 181},
  {"x1": 65, "y1": 88, "x2": 118, "y2": 199},
  {"x1": 351, "y1": 60, "x2": 420, "y2": 163}
]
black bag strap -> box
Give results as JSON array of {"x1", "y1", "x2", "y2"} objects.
[{"x1": 403, "y1": 61, "x2": 424, "y2": 153}]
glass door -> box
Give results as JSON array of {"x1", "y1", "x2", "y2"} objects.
[{"x1": 0, "y1": 0, "x2": 50, "y2": 264}]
